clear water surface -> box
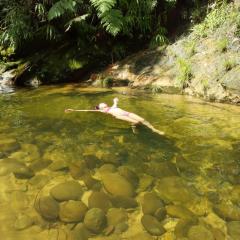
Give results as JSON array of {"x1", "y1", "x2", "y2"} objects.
[{"x1": 0, "y1": 85, "x2": 240, "y2": 240}]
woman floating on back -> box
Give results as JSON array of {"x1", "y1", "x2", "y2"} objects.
[{"x1": 65, "y1": 98, "x2": 164, "y2": 135}]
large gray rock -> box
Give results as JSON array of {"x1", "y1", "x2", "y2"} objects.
[
  {"x1": 50, "y1": 181, "x2": 83, "y2": 201},
  {"x1": 101, "y1": 173, "x2": 134, "y2": 197},
  {"x1": 84, "y1": 208, "x2": 106, "y2": 234},
  {"x1": 141, "y1": 215, "x2": 166, "y2": 236},
  {"x1": 88, "y1": 191, "x2": 112, "y2": 212},
  {"x1": 35, "y1": 196, "x2": 59, "y2": 220},
  {"x1": 59, "y1": 200, "x2": 88, "y2": 223},
  {"x1": 221, "y1": 66, "x2": 240, "y2": 94}
]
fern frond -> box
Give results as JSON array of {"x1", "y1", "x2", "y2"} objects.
[
  {"x1": 90, "y1": 0, "x2": 116, "y2": 15},
  {"x1": 101, "y1": 9, "x2": 123, "y2": 36},
  {"x1": 48, "y1": 0, "x2": 77, "y2": 21}
]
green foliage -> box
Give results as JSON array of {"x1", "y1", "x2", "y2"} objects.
[
  {"x1": 150, "y1": 85, "x2": 162, "y2": 93},
  {"x1": 224, "y1": 59, "x2": 237, "y2": 71},
  {"x1": 149, "y1": 27, "x2": 168, "y2": 48},
  {"x1": 0, "y1": 5, "x2": 33, "y2": 49},
  {"x1": 184, "y1": 40, "x2": 196, "y2": 57},
  {"x1": 192, "y1": 2, "x2": 231, "y2": 38},
  {"x1": 48, "y1": 0, "x2": 77, "y2": 21},
  {"x1": 216, "y1": 38, "x2": 228, "y2": 52},
  {"x1": 177, "y1": 58, "x2": 192, "y2": 89},
  {"x1": 102, "y1": 77, "x2": 113, "y2": 88}
]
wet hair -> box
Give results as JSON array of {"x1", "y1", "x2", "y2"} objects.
[{"x1": 95, "y1": 105, "x2": 100, "y2": 110}]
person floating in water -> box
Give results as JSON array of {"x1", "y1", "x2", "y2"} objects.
[{"x1": 65, "y1": 98, "x2": 164, "y2": 135}]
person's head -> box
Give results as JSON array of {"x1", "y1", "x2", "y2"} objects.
[{"x1": 96, "y1": 103, "x2": 108, "y2": 110}]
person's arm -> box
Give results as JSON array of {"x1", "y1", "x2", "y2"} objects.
[{"x1": 65, "y1": 109, "x2": 100, "y2": 113}]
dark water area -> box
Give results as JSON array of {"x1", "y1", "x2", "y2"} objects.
[{"x1": 0, "y1": 85, "x2": 240, "y2": 239}]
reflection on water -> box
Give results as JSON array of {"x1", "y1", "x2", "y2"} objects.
[{"x1": 0, "y1": 85, "x2": 240, "y2": 240}]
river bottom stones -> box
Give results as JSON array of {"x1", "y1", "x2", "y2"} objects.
[
  {"x1": 141, "y1": 192, "x2": 164, "y2": 215},
  {"x1": 213, "y1": 203, "x2": 240, "y2": 220},
  {"x1": 107, "y1": 208, "x2": 128, "y2": 233},
  {"x1": 35, "y1": 196, "x2": 59, "y2": 221},
  {"x1": 14, "y1": 213, "x2": 34, "y2": 230},
  {"x1": 101, "y1": 173, "x2": 134, "y2": 197},
  {"x1": 141, "y1": 215, "x2": 166, "y2": 236},
  {"x1": 84, "y1": 208, "x2": 107, "y2": 234},
  {"x1": 88, "y1": 191, "x2": 112, "y2": 212},
  {"x1": 50, "y1": 181, "x2": 83, "y2": 201},
  {"x1": 59, "y1": 200, "x2": 88, "y2": 223},
  {"x1": 227, "y1": 221, "x2": 240, "y2": 240},
  {"x1": 187, "y1": 225, "x2": 214, "y2": 240},
  {"x1": 166, "y1": 205, "x2": 197, "y2": 221}
]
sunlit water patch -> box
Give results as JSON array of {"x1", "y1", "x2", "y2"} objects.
[{"x1": 0, "y1": 85, "x2": 240, "y2": 240}]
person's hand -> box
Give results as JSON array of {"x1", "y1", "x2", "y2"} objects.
[{"x1": 65, "y1": 109, "x2": 73, "y2": 113}]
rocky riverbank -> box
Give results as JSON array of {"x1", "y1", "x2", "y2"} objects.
[{"x1": 89, "y1": 2, "x2": 240, "y2": 105}]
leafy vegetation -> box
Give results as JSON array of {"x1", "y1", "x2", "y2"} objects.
[
  {"x1": 0, "y1": 0, "x2": 234, "y2": 84},
  {"x1": 177, "y1": 58, "x2": 192, "y2": 89},
  {"x1": 216, "y1": 38, "x2": 228, "y2": 52},
  {"x1": 224, "y1": 59, "x2": 237, "y2": 72}
]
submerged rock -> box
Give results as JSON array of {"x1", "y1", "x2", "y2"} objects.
[
  {"x1": 88, "y1": 191, "x2": 112, "y2": 213},
  {"x1": 14, "y1": 213, "x2": 33, "y2": 230},
  {"x1": 29, "y1": 159, "x2": 52, "y2": 172},
  {"x1": 227, "y1": 221, "x2": 240, "y2": 240},
  {"x1": 84, "y1": 208, "x2": 107, "y2": 234},
  {"x1": 81, "y1": 173, "x2": 100, "y2": 190},
  {"x1": 48, "y1": 160, "x2": 68, "y2": 171},
  {"x1": 98, "y1": 164, "x2": 117, "y2": 174},
  {"x1": 187, "y1": 225, "x2": 214, "y2": 240},
  {"x1": 213, "y1": 203, "x2": 240, "y2": 221},
  {"x1": 106, "y1": 208, "x2": 128, "y2": 227},
  {"x1": 59, "y1": 200, "x2": 88, "y2": 223},
  {"x1": 174, "y1": 219, "x2": 196, "y2": 238},
  {"x1": 50, "y1": 181, "x2": 83, "y2": 201},
  {"x1": 154, "y1": 207, "x2": 167, "y2": 221},
  {"x1": 166, "y1": 205, "x2": 197, "y2": 221},
  {"x1": 0, "y1": 137, "x2": 19, "y2": 152},
  {"x1": 101, "y1": 173, "x2": 134, "y2": 197},
  {"x1": 137, "y1": 174, "x2": 154, "y2": 192},
  {"x1": 13, "y1": 165, "x2": 35, "y2": 179},
  {"x1": 29, "y1": 174, "x2": 51, "y2": 189},
  {"x1": 110, "y1": 195, "x2": 138, "y2": 209},
  {"x1": 118, "y1": 166, "x2": 139, "y2": 187},
  {"x1": 141, "y1": 192, "x2": 164, "y2": 215},
  {"x1": 141, "y1": 215, "x2": 166, "y2": 236},
  {"x1": 35, "y1": 196, "x2": 59, "y2": 221},
  {"x1": 69, "y1": 161, "x2": 88, "y2": 179},
  {"x1": 69, "y1": 223, "x2": 90, "y2": 240},
  {"x1": 155, "y1": 176, "x2": 197, "y2": 203}
]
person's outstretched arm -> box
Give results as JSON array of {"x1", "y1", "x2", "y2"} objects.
[{"x1": 65, "y1": 109, "x2": 100, "y2": 113}]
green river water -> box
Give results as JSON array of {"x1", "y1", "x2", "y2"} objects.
[{"x1": 0, "y1": 85, "x2": 240, "y2": 240}]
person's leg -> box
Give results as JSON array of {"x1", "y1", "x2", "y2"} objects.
[
  {"x1": 128, "y1": 113, "x2": 144, "y2": 122},
  {"x1": 142, "y1": 120, "x2": 165, "y2": 135}
]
